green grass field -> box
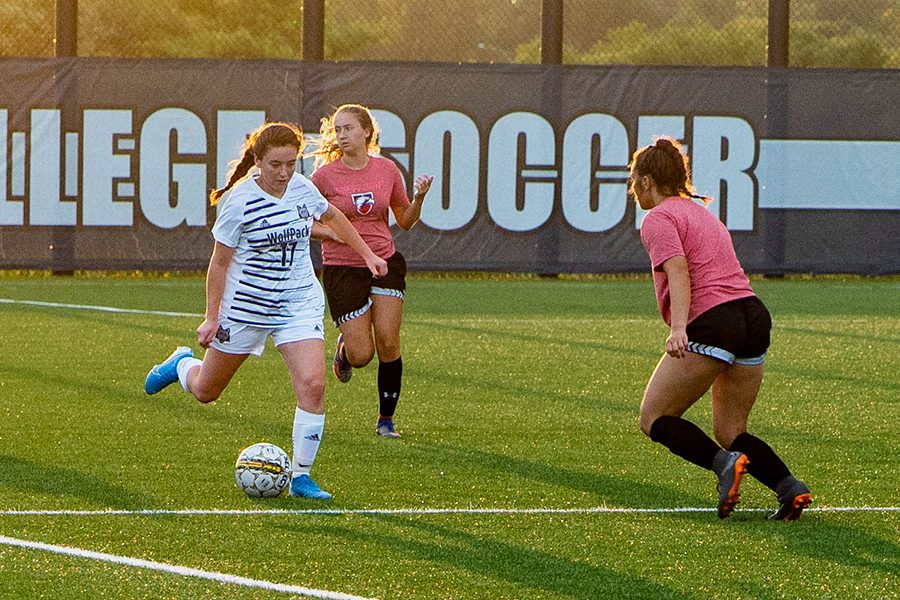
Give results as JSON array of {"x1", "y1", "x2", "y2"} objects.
[{"x1": 0, "y1": 273, "x2": 897, "y2": 599}]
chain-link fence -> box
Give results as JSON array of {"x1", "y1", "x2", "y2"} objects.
[{"x1": 3, "y1": 0, "x2": 899, "y2": 67}]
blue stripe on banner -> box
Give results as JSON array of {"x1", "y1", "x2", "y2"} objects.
[{"x1": 757, "y1": 140, "x2": 900, "y2": 210}]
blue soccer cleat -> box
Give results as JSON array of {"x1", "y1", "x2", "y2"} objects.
[
  {"x1": 144, "y1": 346, "x2": 193, "y2": 395},
  {"x1": 289, "y1": 474, "x2": 333, "y2": 500},
  {"x1": 332, "y1": 334, "x2": 352, "y2": 383},
  {"x1": 376, "y1": 418, "x2": 401, "y2": 438}
]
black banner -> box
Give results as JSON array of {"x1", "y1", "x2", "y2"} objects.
[{"x1": 1, "y1": 58, "x2": 898, "y2": 274}]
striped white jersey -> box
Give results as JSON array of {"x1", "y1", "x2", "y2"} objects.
[{"x1": 211, "y1": 172, "x2": 329, "y2": 327}]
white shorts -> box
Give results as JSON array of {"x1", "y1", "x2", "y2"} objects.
[{"x1": 210, "y1": 316, "x2": 325, "y2": 356}]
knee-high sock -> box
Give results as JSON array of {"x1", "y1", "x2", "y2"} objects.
[
  {"x1": 377, "y1": 357, "x2": 403, "y2": 419},
  {"x1": 729, "y1": 432, "x2": 791, "y2": 491},
  {"x1": 292, "y1": 408, "x2": 325, "y2": 476},
  {"x1": 649, "y1": 415, "x2": 721, "y2": 470},
  {"x1": 176, "y1": 357, "x2": 202, "y2": 393}
]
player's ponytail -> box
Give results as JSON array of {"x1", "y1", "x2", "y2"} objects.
[{"x1": 209, "y1": 149, "x2": 255, "y2": 205}]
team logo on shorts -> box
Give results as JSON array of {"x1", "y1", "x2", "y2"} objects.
[
  {"x1": 215, "y1": 325, "x2": 231, "y2": 343},
  {"x1": 352, "y1": 192, "x2": 375, "y2": 215},
  {"x1": 297, "y1": 204, "x2": 310, "y2": 219}
]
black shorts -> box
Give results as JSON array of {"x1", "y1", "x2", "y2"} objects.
[
  {"x1": 686, "y1": 295, "x2": 772, "y2": 365},
  {"x1": 322, "y1": 251, "x2": 407, "y2": 327}
]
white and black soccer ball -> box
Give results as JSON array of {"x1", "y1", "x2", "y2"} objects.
[{"x1": 234, "y1": 442, "x2": 292, "y2": 498}]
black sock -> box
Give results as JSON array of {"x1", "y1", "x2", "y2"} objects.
[
  {"x1": 729, "y1": 432, "x2": 791, "y2": 491},
  {"x1": 377, "y1": 357, "x2": 402, "y2": 418},
  {"x1": 649, "y1": 415, "x2": 721, "y2": 470}
]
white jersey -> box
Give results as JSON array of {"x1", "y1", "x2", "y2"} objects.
[{"x1": 211, "y1": 172, "x2": 329, "y2": 327}]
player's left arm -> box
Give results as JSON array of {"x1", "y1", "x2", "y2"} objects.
[{"x1": 393, "y1": 174, "x2": 433, "y2": 230}]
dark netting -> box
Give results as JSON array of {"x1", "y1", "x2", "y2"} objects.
[
  {"x1": 562, "y1": 0, "x2": 770, "y2": 66},
  {"x1": 790, "y1": 0, "x2": 900, "y2": 67},
  {"x1": 1, "y1": 0, "x2": 898, "y2": 67},
  {"x1": 563, "y1": 0, "x2": 900, "y2": 68},
  {"x1": 322, "y1": 0, "x2": 540, "y2": 63},
  {"x1": 77, "y1": 0, "x2": 303, "y2": 59}
]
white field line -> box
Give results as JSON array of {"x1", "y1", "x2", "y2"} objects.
[
  {"x1": 0, "y1": 534, "x2": 376, "y2": 600},
  {"x1": 0, "y1": 298, "x2": 202, "y2": 318},
  {"x1": 0, "y1": 298, "x2": 651, "y2": 325},
  {"x1": 0, "y1": 506, "x2": 897, "y2": 517}
]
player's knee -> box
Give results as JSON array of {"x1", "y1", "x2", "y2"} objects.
[
  {"x1": 347, "y1": 346, "x2": 375, "y2": 368},
  {"x1": 192, "y1": 388, "x2": 220, "y2": 404},
  {"x1": 296, "y1": 381, "x2": 325, "y2": 413},
  {"x1": 638, "y1": 413, "x2": 655, "y2": 438},
  {"x1": 376, "y1": 342, "x2": 400, "y2": 363},
  {"x1": 299, "y1": 376, "x2": 325, "y2": 400},
  {"x1": 189, "y1": 378, "x2": 222, "y2": 404}
]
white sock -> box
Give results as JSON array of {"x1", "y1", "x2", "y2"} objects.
[
  {"x1": 176, "y1": 357, "x2": 202, "y2": 392},
  {"x1": 292, "y1": 408, "x2": 325, "y2": 476}
]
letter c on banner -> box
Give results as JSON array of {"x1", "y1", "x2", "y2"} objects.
[
  {"x1": 414, "y1": 111, "x2": 479, "y2": 231},
  {"x1": 561, "y1": 113, "x2": 629, "y2": 232},
  {"x1": 487, "y1": 112, "x2": 556, "y2": 232}
]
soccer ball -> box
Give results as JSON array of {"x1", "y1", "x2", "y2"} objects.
[{"x1": 234, "y1": 443, "x2": 292, "y2": 498}]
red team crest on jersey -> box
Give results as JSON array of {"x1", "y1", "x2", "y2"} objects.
[{"x1": 352, "y1": 192, "x2": 375, "y2": 215}]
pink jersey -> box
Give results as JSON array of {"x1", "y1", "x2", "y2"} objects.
[
  {"x1": 311, "y1": 155, "x2": 410, "y2": 267},
  {"x1": 640, "y1": 196, "x2": 755, "y2": 325}
]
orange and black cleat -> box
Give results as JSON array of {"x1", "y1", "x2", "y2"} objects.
[
  {"x1": 768, "y1": 476, "x2": 812, "y2": 521},
  {"x1": 715, "y1": 451, "x2": 750, "y2": 519}
]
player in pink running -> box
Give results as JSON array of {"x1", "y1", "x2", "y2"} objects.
[
  {"x1": 310, "y1": 104, "x2": 433, "y2": 439},
  {"x1": 632, "y1": 137, "x2": 811, "y2": 521}
]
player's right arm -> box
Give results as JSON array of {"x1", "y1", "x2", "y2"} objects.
[
  {"x1": 197, "y1": 241, "x2": 236, "y2": 348},
  {"x1": 661, "y1": 255, "x2": 690, "y2": 358}
]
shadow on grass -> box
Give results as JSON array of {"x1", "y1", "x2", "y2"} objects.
[
  {"x1": 415, "y1": 318, "x2": 654, "y2": 359},
  {"x1": 770, "y1": 516, "x2": 900, "y2": 580},
  {"x1": 409, "y1": 441, "x2": 713, "y2": 510},
  {"x1": 284, "y1": 514, "x2": 696, "y2": 600},
  {"x1": 0, "y1": 454, "x2": 155, "y2": 509}
]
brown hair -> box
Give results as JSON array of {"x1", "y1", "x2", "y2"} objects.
[
  {"x1": 629, "y1": 137, "x2": 709, "y2": 203},
  {"x1": 209, "y1": 122, "x2": 304, "y2": 205},
  {"x1": 310, "y1": 104, "x2": 381, "y2": 169}
]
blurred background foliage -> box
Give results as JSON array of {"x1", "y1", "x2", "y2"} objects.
[{"x1": 3, "y1": 0, "x2": 899, "y2": 68}]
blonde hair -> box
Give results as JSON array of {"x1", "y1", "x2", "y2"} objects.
[
  {"x1": 209, "y1": 122, "x2": 304, "y2": 205},
  {"x1": 310, "y1": 104, "x2": 381, "y2": 169}
]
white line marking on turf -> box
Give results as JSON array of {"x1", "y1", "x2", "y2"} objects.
[
  {"x1": 0, "y1": 506, "x2": 897, "y2": 517},
  {"x1": 0, "y1": 535, "x2": 376, "y2": 600},
  {"x1": 0, "y1": 298, "x2": 202, "y2": 318},
  {"x1": 0, "y1": 299, "x2": 649, "y2": 325}
]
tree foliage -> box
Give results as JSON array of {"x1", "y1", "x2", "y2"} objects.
[{"x1": 1, "y1": 0, "x2": 897, "y2": 68}]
